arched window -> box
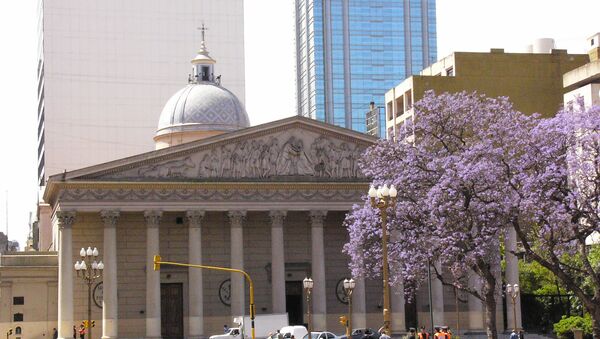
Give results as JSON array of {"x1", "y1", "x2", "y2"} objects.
[{"x1": 15, "y1": 327, "x2": 22, "y2": 334}]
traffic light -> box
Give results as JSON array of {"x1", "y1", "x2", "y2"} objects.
[
  {"x1": 8, "y1": 329, "x2": 12, "y2": 335},
  {"x1": 83, "y1": 320, "x2": 89, "y2": 328},
  {"x1": 153, "y1": 255, "x2": 161, "y2": 271},
  {"x1": 339, "y1": 315, "x2": 348, "y2": 326},
  {"x1": 91, "y1": 320, "x2": 96, "y2": 328}
]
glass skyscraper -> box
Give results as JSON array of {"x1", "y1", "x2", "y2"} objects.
[{"x1": 295, "y1": 0, "x2": 436, "y2": 137}]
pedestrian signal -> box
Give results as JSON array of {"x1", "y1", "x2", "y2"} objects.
[
  {"x1": 153, "y1": 255, "x2": 161, "y2": 271},
  {"x1": 339, "y1": 315, "x2": 348, "y2": 326}
]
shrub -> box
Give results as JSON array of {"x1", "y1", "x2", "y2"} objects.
[{"x1": 553, "y1": 314, "x2": 592, "y2": 339}]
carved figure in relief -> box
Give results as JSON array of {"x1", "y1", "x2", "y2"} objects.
[
  {"x1": 231, "y1": 142, "x2": 247, "y2": 178},
  {"x1": 328, "y1": 142, "x2": 342, "y2": 177},
  {"x1": 138, "y1": 156, "x2": 195, "y2": 178},
  {"x1": 248, "y1": 139, "x2": 262, "y2": 177},
  {"x1": 279, "y1": 136, "x2": 310, "y2": 175},
  {"x1": 220, "y1": 146, "x2": 233, "y2": 177},
  {"x1": 262, "y1": 137, "x2": 280, "y2": 177},
  {"x1": 339, "y1": 142, "x2": 352, "y2": 177},
  {"x1": 309, "y1": 135, "x2": 332, "y2": 177}
]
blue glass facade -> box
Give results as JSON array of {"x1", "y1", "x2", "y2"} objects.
[{"x1": 295, "y1": 0, "x2": 436, "y2": 137}]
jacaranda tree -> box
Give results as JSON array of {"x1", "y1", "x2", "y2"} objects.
[
  {"x1": 344, "y1": 91, "x2": 535, "y2": 339},
  {"x1": 510, "y1": 104, "x2": 600, "y2": 338}
]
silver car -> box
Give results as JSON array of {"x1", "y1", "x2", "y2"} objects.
[{"x1": 303, "y1": 332, "x2": 338, "y2": 339}]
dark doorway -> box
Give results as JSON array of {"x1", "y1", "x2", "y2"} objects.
[
  {"x1": 286, "y1": 281, "x2": 304, "y2": 325},
  {"x1": 161, "y1": 283, "x2": 184, "y2": 339},
  {"x1": 405, "y1": 294, "x2": 418, "y2": 331}
]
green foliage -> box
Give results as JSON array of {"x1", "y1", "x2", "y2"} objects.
[
  {"x1": 518, "y1": 260, "x2": 566, "y2": 295},
  {"x1": 553, "y1": 314, "x2": 592, "y2": 339}
]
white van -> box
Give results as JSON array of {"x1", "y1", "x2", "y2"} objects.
[{"x1": 281, "y1": 326, "x2": 308, "y2": 339}]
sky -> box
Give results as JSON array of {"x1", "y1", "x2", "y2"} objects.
[{"x1": 0, "y1": 0, "x2": 599, "y2": 247}]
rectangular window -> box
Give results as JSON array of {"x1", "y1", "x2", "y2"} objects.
[
  {"x1": 446, "y1": 66, "x2": 454, "y2": 76},
  {"x1": 13, "y1": 297, "x2": 24, "y2": 305},
  {"x1": 13, "y1": 313, "x2": 23, "y2": 322}
]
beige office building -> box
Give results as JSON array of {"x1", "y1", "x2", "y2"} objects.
[
  {"x1": 36, "y1": 0, "x2": 246, "y2": 185},
  {"x1": 384, "y1": 42, "x2": 588, "y2": 139},
  {"x1": 563, "y1": 33, "x2": 600, "y2": 108}
]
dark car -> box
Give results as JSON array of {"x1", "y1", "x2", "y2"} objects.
[{"x1": 339, "y1": 328, "x2": 380, "y2": 339}]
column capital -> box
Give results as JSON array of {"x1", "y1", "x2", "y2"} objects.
[
  {"x1": 56, "y1": 210, "x2": 76, "y2": 230},
  {"x1": 100, "y1": 210, "x2": 120, "y2": 228},
  {"x1": 269, "y1": 210, "x2": 287, "y2": 228},
  {"x1": 144, "y1": 210, "x2": 162, "y2": 228},
  {"x1": 186, "y1": 210, "x2": 205, "y2": 228},
  {"x1": 309, "y1": 210, "x2": 327, "y2": 227},
  {"x1": 227, "y1": 210, "x2": 247, "y2": 228}
]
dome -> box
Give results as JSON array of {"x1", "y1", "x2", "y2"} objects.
[{"x1": 156, "y1": 82, "x2": 250, "y2": 138}]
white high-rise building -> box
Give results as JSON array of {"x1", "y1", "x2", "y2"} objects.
[{"x1": 36, "y1": 0, "x2": 245, "y2": 185}]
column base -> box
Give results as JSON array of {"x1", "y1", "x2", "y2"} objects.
[{"x1": 313, "y1": 313, "x2": 327, "y2": 330}]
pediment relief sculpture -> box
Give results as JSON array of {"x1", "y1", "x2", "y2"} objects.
[{"x1": 103, "y1": 131, "x2": 367, "y2": 180}]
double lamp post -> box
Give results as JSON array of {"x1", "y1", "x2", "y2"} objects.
[
  {"x1": 303, "y1": 277, "x2": 355, "y2": 338},
  {"x1": 74, "y1": 247, "x2": 104, "y2": 339},
  {"x1": 369, "y1": 184, "x2": 397, "y2": 336},
  {"x1": 506, "y1": 284, "x2": 520, "y2": 332}
]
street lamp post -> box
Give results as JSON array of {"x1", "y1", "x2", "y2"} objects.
[
  {"x1": 74, "y1": 247, "x2": 104, "y2": 339},
  {"x1": 369, "y1": 184, "x2": 397, "y2": 336},
  {"x1": 303, "y1": 278, "x2": 314, "y2": 339},
  {"x1": 343, "y1": 278, "x2": 356, "y2": 338},
  {"x1": 506, "y1": 284, "x2": 520, "y2": 332}
]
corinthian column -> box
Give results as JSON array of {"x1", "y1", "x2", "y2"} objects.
[
  {"x1": 228, "y1": 210, "x2": 247, "y2": 317},
  {"x1": 187, "y1": 210, "x2": 206, "y2": 338},
  {"x1": 269, "y1": 210, "x2": 287, "y2": 314},
  {"x1": 144, "y1": 210, "x2": 162, "y2": 339},
  {"x1": 309, "y1": 210, "x2": 327, "y2": 329},
  {"x1": 505, "y1": 227, "x2": 522, "y2": 330},
  {"x1": 100, "y1": 210, "x2": 120, "y2": 339},
  {"x1": 57, "y1": 210, "x2": 76, "y2": 339}
]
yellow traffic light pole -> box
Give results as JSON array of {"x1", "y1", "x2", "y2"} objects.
[{"x1": 153, "y1": 255, "x2": 256, "y2": 339}]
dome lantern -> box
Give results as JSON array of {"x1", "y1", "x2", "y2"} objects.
[
  {"x1": 154, "y1": 25, "x2": 250, "y2": 149},
  {"x1": 190, "y1": 24, "x2": 217, "y2": 83}
]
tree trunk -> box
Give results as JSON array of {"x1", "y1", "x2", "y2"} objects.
[
  {"x1": 591, "y1": 306, "x2": 600, "y2": 339},
  {"x1": 484, "y1": 287, "x2": 498, "y2": 339}
]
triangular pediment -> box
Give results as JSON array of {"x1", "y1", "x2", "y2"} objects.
[{"x1": 51, "y1": 116, "x2": 377, "y2": 183}]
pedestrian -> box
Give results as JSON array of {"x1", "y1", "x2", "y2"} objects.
[
  {"x1": 73, "y1": 325, "x2": 77, "y2": 339},
  {"x1": 442, "y1": 327, "x2": 451, "y2": 339},
  {"x1": 418, "y1": 327, "x2": 429, "y2": 339},
  {"x1": 52, "y1": 328, "x2": 58, "y2": 339},
  {"x1": 224, "y1": 324, "x2": 230, "y2": 333},
  {"x1": 379, "y1": 328, "x2": 391, "y2": 339},
  {"x1": 519, "y1": 330, "x2": 525, "y2": 339},
  {"x1": 79, "y1": 324, "x2": 86, "y2": 339},
  {"x1": 405, "y1": 328, "x2": 417, "y2": 339},
  {"x1": 277, "y1": 329, "x2": 284, "y2": 339},
  {"x1": 510, "y1": 329, "x2": 519, "y2": 339}
]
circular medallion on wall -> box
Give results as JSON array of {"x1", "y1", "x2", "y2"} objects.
[
  {"x1": 335, "y1": 278, "x2": 349, "y2": 304},
  {"x1": 219, "y1": 278, "x2": 232, "y2": 306},
  {"x1": 93, "y1": 282, "x2": 103, "y2": 309}
]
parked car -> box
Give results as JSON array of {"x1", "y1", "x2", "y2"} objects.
[
  {"x1": 339, "y1": 328, "x2": 380, "y2": 339},
  {"x1": 303, "y1": 331, "x2": 338, "y2": 339}
]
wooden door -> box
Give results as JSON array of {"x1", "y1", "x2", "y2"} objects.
[{"x1": 161, "y1": 283, "x2": 184, "y2": 339}]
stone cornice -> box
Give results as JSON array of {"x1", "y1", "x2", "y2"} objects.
[{"x1": 45, "y1": 181, "x2": 369, "y2": 206}]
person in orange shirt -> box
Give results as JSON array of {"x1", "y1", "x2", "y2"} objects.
[{"x1": 418, "y1": 327, "x2": 430, "y2": 339}]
